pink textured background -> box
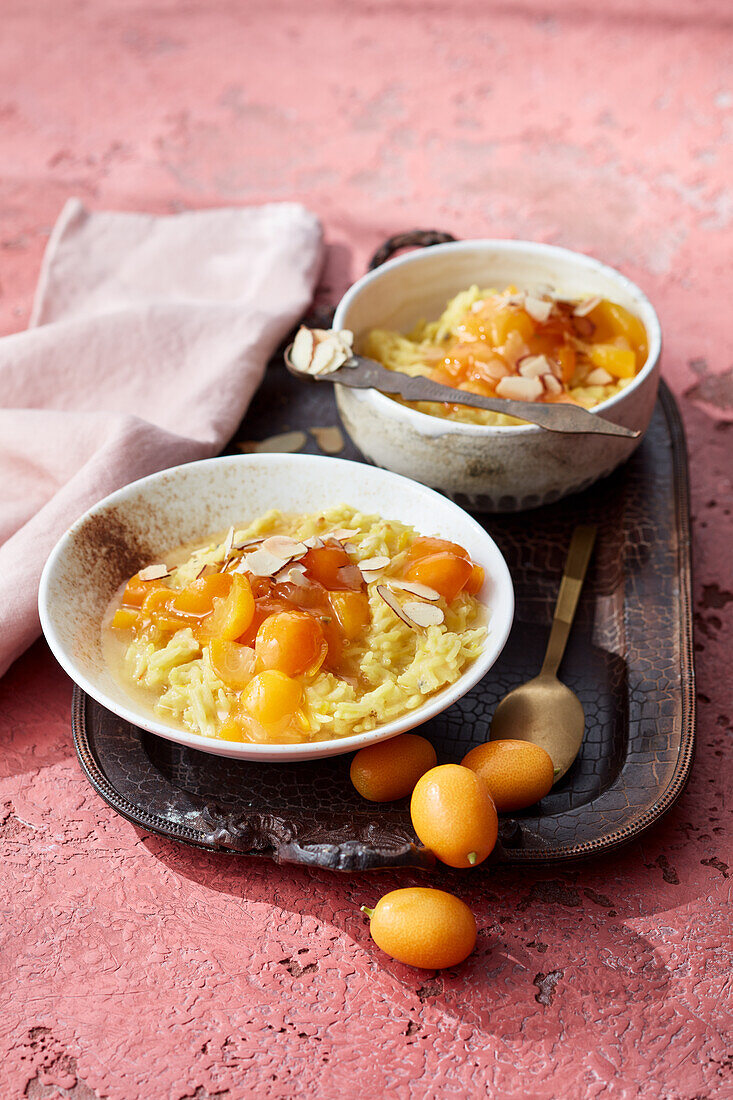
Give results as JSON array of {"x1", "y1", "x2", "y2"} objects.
[{"x1": 1, "y1": 2, "x2": 731, "y2": 1097}]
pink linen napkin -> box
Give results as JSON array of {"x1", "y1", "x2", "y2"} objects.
[{"x1": 0, "y1": 198, "x2": 324, "y2": 677}]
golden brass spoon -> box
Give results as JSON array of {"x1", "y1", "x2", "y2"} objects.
[{"x1": 490, "y1": 524, "x2": 597, "y2": 780}]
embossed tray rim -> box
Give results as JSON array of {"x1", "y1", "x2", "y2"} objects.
[{"x1": 71, "y1": 381, "x2": 695, "y2": 865}]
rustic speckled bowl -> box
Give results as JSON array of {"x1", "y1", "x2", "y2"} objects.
[
  {"x1": 333, "y1": 239, "x2": 662, "y2": 512},
  {"x1": 39, "y1": 454, "x2": 514, "y2": 761}
]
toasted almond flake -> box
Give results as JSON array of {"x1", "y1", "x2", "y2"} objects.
[
  {"x1": 361, "y1": 570, "x2": 386, "y2": 584},
  {"x1": 303, "y1": 535, "x2": 324, "y2": 549},
  {"x1": 288, "y1": 326, "x2": 354, "y2": 376},
  {"x1": 586, "y1": 367, "x2": 614, "y2": 386},
  {"x1": 376, "y1": 584, "x2": 415, "y2": 628},
  {"x1": 518, "y1": 354, "x2": 553, "y2": 379},
  {"x1": 328, "y1": 528, "x2": 360, "y2": 542},
  {"x1": 310, "y1": 425, "x2": 345, "y2": 455},
  {"x1": 502, "y1": 330, "x2": 529, "y2": 369},
  {"x1": 222, "y1": 526, "x2": 235, "y2": 558},
  {"x1": 241, "y1": 548, "x2": 290, "y2": 577},
  {"x1": 234, "y1": 536, "x2": 265, "y2": 551},
  {"x1": 138, "y1": 564, "x2": 170, "y2": 581},
  {"x1": 495, "y1": 375, "x2": 544, "y2": 402},
  {"x1": 543, "y1": 373, "x2": 563, "y2": 395},
  {"x1": 523, "y1": 296, "x2": 554, "y2": 324},
  {"x1": 386, "y1": 580, "x2": 441, "y2": 601},
  {"x1": 261, "y1": 535, "x2": 307, "y2": 559},
  {"x1": 196, "y1": 562, "x2": 216, "y2": 579},
  {"x1": 274, "y1": 563, "x2": 309, "y2": 587},
  {"x1": 236, "y1": 430, "x2": 307, "y2": 455},
  {"x1": 289, "y1": 326, "x2": 315, "y2": 372},
  {"x1": 358, "y1": 555, "x2": 391, "y2": 573},
  {"x1": 403, "y1": 601, "x2": 445, "y2": 627},
  {"x1": 573, "y1": 296, "x2": 602, "y2": 317}
]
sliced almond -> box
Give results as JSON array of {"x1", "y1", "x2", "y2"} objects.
[
  {"x1": 261, "y1": 535, "x2": 307, "y2": 559},
  {"x1": 288, "y1": 327, "x2": 354, "y2": 376},
  {"x1": 358, "y1": 555, "x2": 391, "y2": 573},
  {"x1": 495, "y1": 375, "x2": 544, "y2": 402},
  {"x1": 289, "y1": 326, "x2": 315, "y2": 373},
  {"x1": 237, "y1": 430, "x2": 307, "y2": 455},
  {"x1": 573, "y1": 296, "x2": 601, "y2": 317},
  {"x1": 543, "y1": 373, "x2": 563, "y2": 395},
  {"x1": 138, "y1": 564, "x2": 170, "y2": 581},
  {"x1": 327, "y1": 528, "x2": 360, "y2": 542},
  {"x1": 222, "y1": 526, "x2": 235, "y2": 559},
  {"x1": 402, "y1": 601, "x2": 445, "y2": 627},
  {"x1": 195, "y1": 562, "x2": 216, "y2": 579},
  {"x1": 275, "y1": 563, "x2": 309, "y2": 587},
  {"x1": 239, "y1": 548, "x2": 289, "y2": 577},
  {"x1": 518, "y1": 354, "x2": 553, "y2": 379},
  {"x1": 376, "y1": 584, "x2": 415, "y2": 628},
  {"x1": 303, "y1": 535, "x2": 324, "y2": 549},
  {"x1": 310, "y1": 425, "x2": 345, "y2": 455},
  {"x1": 586, "y1": 367, "x2": 614, "y2": 386},
  {"x1": 502, "y1": 330, "x2": 529, "y2": 369},
  {"x1": 523, "y1": 296, "x2": 554, "y2": 324},
  {"x1": 234, "y1": 536, "x2": 265, "y2": 551},
  {"x1": 386, "y1": 580, "x2": 441, "y2": 601}
]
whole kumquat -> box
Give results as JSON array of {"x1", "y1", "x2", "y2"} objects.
[
  {"x1": 361, "y1": 888, "x2": 476, "y2": 969},
  {"x1": 461, "y1": 739, "x2": 555, "y2": 812},
  {"x1": 410, "y1": 764, "x2": 498, "y2": 868},
  {"x1": 350, "y1": 734, "x2": 437, "y2": 802}
]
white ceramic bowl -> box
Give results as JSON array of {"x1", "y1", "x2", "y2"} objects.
[
  {"x1": 333, "y1": 239, "x2": 662, "y2": 512},
  {"x1": 39, "y1": 454, "x2": 514, "y2": 761}
]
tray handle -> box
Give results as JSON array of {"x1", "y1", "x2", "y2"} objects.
[{"x1": 367, "y1": 229, "x2": 457, "y2": 271}]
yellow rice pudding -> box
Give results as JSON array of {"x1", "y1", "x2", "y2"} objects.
[
  {"x1": 365, "y1": 284, "x2": 648, "y2": 427},
  {"x1": 103, "y1": 506, "x2": 487, "y2": 745}
]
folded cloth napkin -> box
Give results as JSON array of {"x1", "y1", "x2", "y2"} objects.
[{"x1": 0, "y1": 198, "x2": 324, "y2": 677}]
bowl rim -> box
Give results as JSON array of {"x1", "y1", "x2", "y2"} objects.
[
  {"x1": 38, "y1": 452, "x2": 515, "y2": 761},
  {"x1": 332, "y1": 237, "x2": 662, "y2": 438}
]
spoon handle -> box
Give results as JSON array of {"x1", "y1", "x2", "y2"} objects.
[{"x1": 540, "y1": 525, "x2": 597, "y2": 678}]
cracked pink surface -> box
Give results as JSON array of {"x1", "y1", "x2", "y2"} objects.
[{"x1": 1, "y1": 2, "x2": 732, "y2": 1097}]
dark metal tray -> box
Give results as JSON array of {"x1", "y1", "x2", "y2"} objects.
[{"x1": 72, "y1": 366, "x2": 695, "y2": 869}]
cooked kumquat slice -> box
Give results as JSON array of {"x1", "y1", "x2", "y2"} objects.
[
  {"x1": 217, "y1": 717, "x2": 247, "y2": 742},
  {"x1": 121, "y1": 573, "x2": 167, "y2": 608},
  {"x1": 328, "y1": 590, "x2": 370, "y2": 640},
  {"x1": 302, "y1": 544, "x2": 362, "y2": 590},
  {"x1": 241, "y1": 670, "x2": 303, "y2": 729},
  {"x1": 173, "y1": 573, "x2": 232, "y2": 615},
  {"x1": 209, "y1": 638, "x2": 257, "y2": 689},
  {"x1": 196, "y1": 574, "x2": 255, "y2": 642},
  {"x1": 406, "y1": 536, "x2": 469, "y2": 565},
  {"x1": 140, "y1": 587, "x2": 194, "y2": 632},
  {"x1": 254, "y1": 610, "x2": 327, "y2": 677},
  {"x1": 464, "y1": 563, "x2": 485, "y2": 596},
  {"x1": 111, "y1": 607, "x2": 140, "y2": 630},
  {"x1": 586, "y1": 343, "x2": 636, "y2": 379},
  {"x1": 406, "y1": 552, "x2": 472, "y2": 603}
]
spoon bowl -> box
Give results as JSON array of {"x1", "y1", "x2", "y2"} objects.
[
  {"x1": 490, "y1": 674, "x2": 586, "y2": 781},
  {"x1": 490, "y1": 525, "x2": 596, "y2": 780}
]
